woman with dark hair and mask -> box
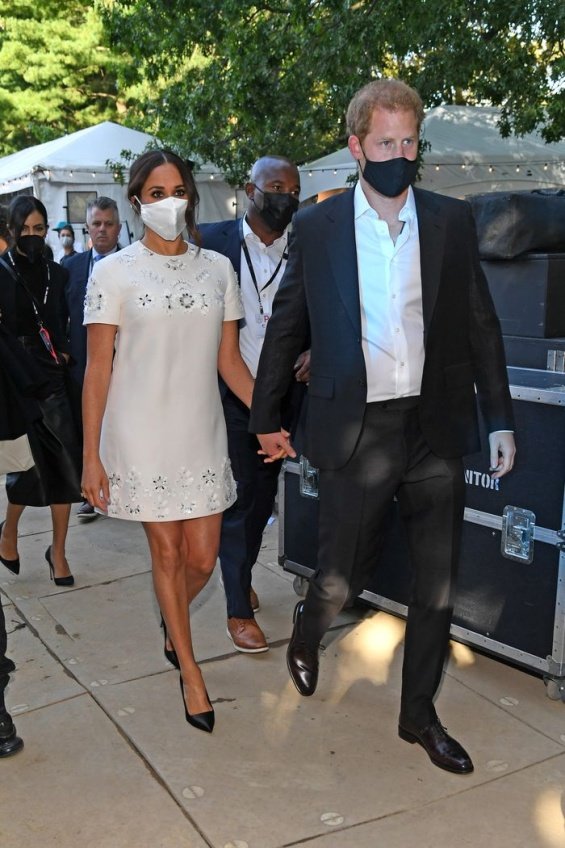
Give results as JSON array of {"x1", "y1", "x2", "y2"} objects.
[
  {"x1": 56, "y1": 223, "x2": 78, "y2": 264},
  {"x1": 0, "y1": 196, "x2": 82, "y2": 587},
  {"x1": 81, "y1": 150, "x2": 254, "y2": 733}
]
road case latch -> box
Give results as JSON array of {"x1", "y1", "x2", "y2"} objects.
[
  {"x1": 299, "y1": 455, "x2": 319, "y2": 499},
  {"x1": 501, "y1": 506, "x2": 536, "y2": 563}
]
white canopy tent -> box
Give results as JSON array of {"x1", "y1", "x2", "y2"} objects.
[
  {"x1": 0, "y1": 122, "x2": 236, "y2": 253},
  {"x1": 299, "y1": 105, "x2": 565, "y2": 200}
]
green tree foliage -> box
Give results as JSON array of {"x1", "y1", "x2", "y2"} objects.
[
  {"x1": 0, "y1": 0, "x2": 130, "y2": 156},
  {"x1": 100, "y1": 0, "x2": 565, "y2": 183}
]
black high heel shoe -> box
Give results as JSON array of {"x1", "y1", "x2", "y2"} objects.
[
  {"x1": 160, "y1": 615, "x2": 180, "y2": 670},
  {"x1": 45, "y1": 546, "x2": 74, "y2": 587},
  {"x1": 179, "y1": 676, "x2": 215, "y2": 733},
  {"x1": 0, "y1": 522, "x2": 20, "y2": 575}
]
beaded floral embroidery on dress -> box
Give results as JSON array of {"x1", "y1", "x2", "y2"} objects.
[{"x1": 105, "y1": 458, "x2": 235, "y2": 520}]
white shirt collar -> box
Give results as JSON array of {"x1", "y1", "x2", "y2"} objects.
[
  {"x1": 92, "y1": 245, "x2": 118, "y2": 261},
  {"x1": 242, "y1": 215, "x2": 288, "y2": 250},
  {"x1": 353, "y1": 181, "x2": 417, "y2": 222}
]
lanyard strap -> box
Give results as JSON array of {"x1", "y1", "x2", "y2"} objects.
[
  {"x1": 239, "y1": 219, "x2": 287, "y2": 316},
  {"x1": 1, "y1": 252, "x2": 51, "y2": 326}
]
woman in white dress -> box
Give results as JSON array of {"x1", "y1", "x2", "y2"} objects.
[{"x1": 81, "y1": 150, "x2": 254, "y2": 733}]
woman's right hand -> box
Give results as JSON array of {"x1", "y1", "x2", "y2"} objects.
[{"x1": 81, "y1": 457, "x2": 110, "y2": 513}]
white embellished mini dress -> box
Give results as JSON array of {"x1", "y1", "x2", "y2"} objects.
[{"x1": 83, "y1": 240, "x2": 243, "y2": 521}]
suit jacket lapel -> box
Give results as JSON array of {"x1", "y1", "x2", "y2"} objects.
[
  {"x1": 323, "y1": 191, "x2": 361, "y2": 336},
  {"x1": 414, "y1": 188, "x2": 446, "y2": 332}
]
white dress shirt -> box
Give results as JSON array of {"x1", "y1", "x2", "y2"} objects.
[
  {"x1": 354, "y1": 182, "x2": 424, "y2": 402},
  {"x1": 239, "y1": 216, "x2": 288, "y2": 377}
]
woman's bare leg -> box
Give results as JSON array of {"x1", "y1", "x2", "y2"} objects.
[
  {"x1": 144, "y1": 514, "x2": 221, "y2": 716},
  {"x1": 0, "y1": 504, "x2": 25, "y2": 560},
  {"x1": 49, "y1": 504, "x2": 73, "y2": 580}
]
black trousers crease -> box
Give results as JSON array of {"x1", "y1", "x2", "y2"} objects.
[{"x1": 301, "y1": 399, "x2": 465, "y2": 726}]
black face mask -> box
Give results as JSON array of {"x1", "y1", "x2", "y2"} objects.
[
  {"x1": 253, "y1": 187, "x2": 299, "y2": 231},
  {"x1": 360, "y1": 150, "x2": 419, "y2": 198},
  {"x1": 16, "y1": 234, "x2": 45, "y2": 263}
]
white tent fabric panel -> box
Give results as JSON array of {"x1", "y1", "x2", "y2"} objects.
[{"x1": 0, "y1": 122, "x2": 237, "y2": 242}]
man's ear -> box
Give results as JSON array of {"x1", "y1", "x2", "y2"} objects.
[{"x1": 348, "y1": 135, "x2": 362, "y2": 163}]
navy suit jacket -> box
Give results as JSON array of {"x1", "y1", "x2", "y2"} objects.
[
  {"x1": 63, "y1": 249, "x2": 92, "y2": 385},
  {"x1": 249, "y1": 188, "x2": 514, "y2": 469},
  {"x1": 198, "y1": 219, "x2": 242, "y2": 276},
  {"x1": 63, "y1": 247, "x2": 121, "y2": 385},
  {"x1": 198, "y1": 218, "x2": 306, "y2": 429}
]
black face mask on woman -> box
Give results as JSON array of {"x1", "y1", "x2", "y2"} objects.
[
  {"x1": 253, "y1": 186, "x2": 299, "y2": 232},
  {"x1": 360, "y1": 149, "x2": 419, "y2": 198},
  {"x1": 16, "y1": 234, "x2": 45, "y2": 263}
]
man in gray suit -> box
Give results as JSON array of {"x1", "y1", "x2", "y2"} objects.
[{"x1": 64, "y1": 197, "x2": 121, "y2": 518}]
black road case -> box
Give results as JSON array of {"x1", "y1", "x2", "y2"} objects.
[
  {"x1": 503, "y1": 335, "x2": 565, "y2": 372},
  {"x1": 278, "y1": 367, "x2": 565, "y2": 700},
  {"x1": 480, "y1": 253, "x2": 565, "y2": 338}
]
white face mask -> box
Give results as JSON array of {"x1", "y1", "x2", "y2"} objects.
[
  {"x1": 137, "y1": 196, "x2": 188, "y2": 241},
  {"x1": 60, "y1": 235, "x2": 74, "y2": 248}
]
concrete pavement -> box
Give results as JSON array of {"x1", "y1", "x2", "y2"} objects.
[{"x1": 1, "y1": 489, "x2": 564, "y2": 848}]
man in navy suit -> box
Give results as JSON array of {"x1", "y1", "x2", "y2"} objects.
[
  {"x1": 64, "y1": 196, "x2": 121, "y2": 518},
  {"x1": 250, "y1": 80, "x2": 516, "y2": 773},
  {"x1": 199, "y1": 156, "x2": 309, "y2": 653}
]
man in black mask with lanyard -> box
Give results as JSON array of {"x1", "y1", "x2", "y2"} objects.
[{"x1": 199, "y1": 155, "x2": 308, "y2": 653}]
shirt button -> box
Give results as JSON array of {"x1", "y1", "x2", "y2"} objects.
[{"x1": 395, "y1": 327, "x2": 400, "y2": 333}]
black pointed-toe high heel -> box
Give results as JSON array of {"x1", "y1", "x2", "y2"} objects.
[
  {"x1": 0, "y1": 522, "x2": 20, "y2": 575},
  {"x1": 45, "y1": 546, "x2": 74, "y2": 587},
  {"x1": 179, "y1": 676, "x2": 215, "y2": 733},
  {"x1": 160, "y1": 615, "x2": 180, "y2": 670}
]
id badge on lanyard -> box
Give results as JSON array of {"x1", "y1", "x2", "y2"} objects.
[{"x1": 256, "y1": 310, "x2": 270, "y2": 338}]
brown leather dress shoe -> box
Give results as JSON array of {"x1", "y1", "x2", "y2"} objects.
[
  {"x1": 398, "y1": 716, "x2": 474, "y2": 774},
  {"x1": 227, "y1": 617, "x2": 269, "y2": 653},
  {"x1": 287, "y1": 601, "x2": 319, "y2": 696}
]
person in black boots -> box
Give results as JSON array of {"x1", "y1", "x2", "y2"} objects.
[
  {"x1": 0, "y1": 601, "x2": 23, "y2": 758},
  {"x1": 250, "y1": 79, "x2": 516, "y2": 775}
]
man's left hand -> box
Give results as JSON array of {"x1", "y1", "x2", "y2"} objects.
[
  {"x1": 294, "y1": 350, "x2": 311, "y2": 383},
  {"x1": 489, "y1": 431, "x2": 516, "y2": 479}
]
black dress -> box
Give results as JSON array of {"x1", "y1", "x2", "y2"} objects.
[{"x1": 0, "y1": 250, "x2": 82, "y2": 506}]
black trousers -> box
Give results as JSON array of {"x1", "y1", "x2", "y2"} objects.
[
  {"x1": 219, "y1": 392, "x2": 281, "y2": 618},
  {"x1": 301, "y1": 398, "x2": 465, "y2": 726}
]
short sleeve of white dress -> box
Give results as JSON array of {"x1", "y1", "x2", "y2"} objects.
[
  {"x1": 221, "y1": 255, "x2": 244, "y2": 323},
  {"x1": 83, "y1": 250, "x2": 125, "y2": 326},
  {"x1": 81, "y1": 241, "x2": 244, "y2": 522}
]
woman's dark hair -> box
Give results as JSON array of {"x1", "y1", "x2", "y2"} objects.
[
  {"x1": 60, "y1": 224, "x2": 75, "y2": 239},
  {"x1": 8, "y1": 195, "x2": 48, "y2": 240},
  {"x1": 128, "y1": 149, "x2": 201, "y2": 246}
]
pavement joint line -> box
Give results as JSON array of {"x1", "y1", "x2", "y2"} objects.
[{"x1": 4, "y1": 590, "x2": 217, "y2": 848}]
